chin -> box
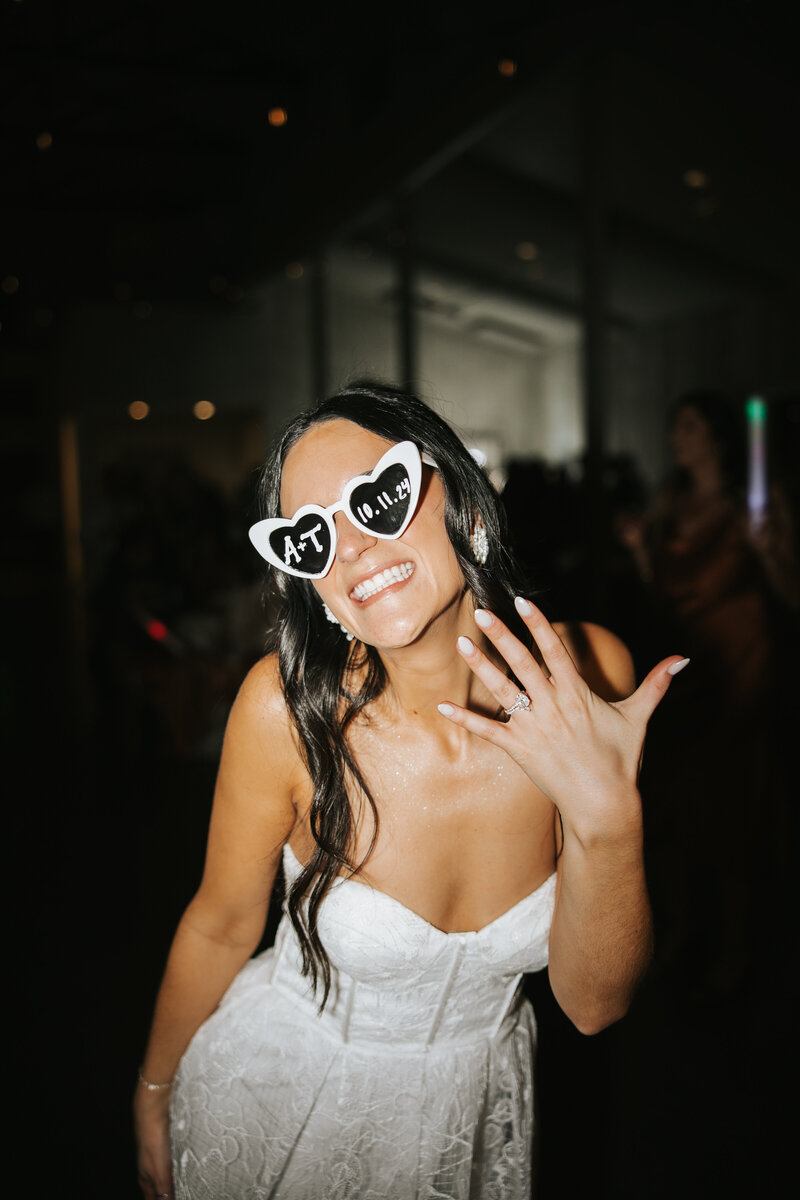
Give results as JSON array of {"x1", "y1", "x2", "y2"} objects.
[
  {"x1": 359, "y1": 625, "x2": 421, "y2": 651},
  {"x1": 350, "y1": 606, "x2": 425, "y2": 649}
]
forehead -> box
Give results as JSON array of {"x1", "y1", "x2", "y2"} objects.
[{"x1": 280, "y1": 419, "x2": 396, "y2": 513}]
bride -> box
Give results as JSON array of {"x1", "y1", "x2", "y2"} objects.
[{"x1": 134, "y1": 383, "x2": 687, "y2": 1199}]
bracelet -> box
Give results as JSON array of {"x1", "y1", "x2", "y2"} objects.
[{"x1": 138, "y1": 1067, "x2": 173, "y2": 1091}]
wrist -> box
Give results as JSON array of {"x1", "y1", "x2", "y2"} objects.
[
  {"x1": 561, "y1": 787, "x2": 644, "y2": 852},
  {"x1": 138, "y1": 1066, "x2": 173, "y2": 1092},
  {"x1": 133, "y1": 1078, "x2": 173, "y2": 1130}
]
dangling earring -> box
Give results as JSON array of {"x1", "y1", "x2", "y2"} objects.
[
  {"x1": 470, "y1": 518, "x2": 489, "y2": 566},
  {"x1": 322, "y1": 601, "x2": 354, "y2": 641}
]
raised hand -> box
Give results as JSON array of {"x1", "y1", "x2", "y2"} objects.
[{"x1": 438, "y1": 597, "x2": 688, "y2": 840}]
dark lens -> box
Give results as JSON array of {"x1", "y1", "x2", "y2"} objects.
[
  {"x1": 269, "y1": 512, "x2": 332, "y2": 575},
  {"x1": 349, "y1": 463, "x2": 413, "y2": 535}
]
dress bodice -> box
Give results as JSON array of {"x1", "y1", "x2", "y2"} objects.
[
  {"x1": 173, "y1": 842, "x2": 556, "y2": 1197},
  {"x1": 268, "y1": 843, "x2": 556, "y2": 1052}
]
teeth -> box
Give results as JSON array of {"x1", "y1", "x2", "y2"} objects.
[{"x1": 352, "y1": 562, "x2": 414, "y2": 601}]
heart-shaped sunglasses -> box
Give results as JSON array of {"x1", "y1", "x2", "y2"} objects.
[{"x1": 249, "y1": 440, "x2": 437, "y2": 578}]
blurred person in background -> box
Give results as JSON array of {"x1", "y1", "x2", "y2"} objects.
[
  {"x1": 618, "y1": 389, "x2": 798, "y2": 995},
  {"x1": 620, "y1": 390, "x2": 799, "y2": 703}
]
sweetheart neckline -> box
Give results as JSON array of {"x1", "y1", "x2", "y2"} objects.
[{"x1": 283, "y1": 842, "x2": 556, "y2": 939}]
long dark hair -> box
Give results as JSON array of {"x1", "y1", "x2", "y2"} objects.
[
  {"x1": 669, "y1": 389, "x2": 747, "y2": 493},
  {"x1": 255, "y1": 383, "x2": 533, "y2": 1005}
]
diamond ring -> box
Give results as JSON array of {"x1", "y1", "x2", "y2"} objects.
[{"x1": 504, "y1": 691, "x2": 531, "y2": 716}]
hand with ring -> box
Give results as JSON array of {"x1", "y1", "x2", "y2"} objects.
[{"x1": 438, "y1": 597, "x2": 689, "y2": 836}]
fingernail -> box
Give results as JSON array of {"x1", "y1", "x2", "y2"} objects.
[
  {"x1": 457, "y1": 635, "x2": 475, "y2": 655},
  {"x1": 667, "y1": 657, "x2": 691, "y2": 675},
  {"x1": 474, "y1": 609, "x2": 493, "y2": 628},
  {"x1": 438, "y1": 703, "x2": 455, "y2": 717},
  {"x1": 514, "y1": 596, "x2": 532, "y2": 616}
]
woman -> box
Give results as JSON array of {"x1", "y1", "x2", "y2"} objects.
[
  {"x1": 618, "y1": 390, "x2": 798, "y2": 993},
  {"x1": 621, "y1": 390, "x2": 799, "y2": 705},
  {"x1": 134, "y1": 384, "x2": 687, "y2": 1199}
]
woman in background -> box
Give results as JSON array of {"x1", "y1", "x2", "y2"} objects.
[
  {"x1": 620, "y1": 389, "x2": 798, "y2": 993},
  {"x1": 134, "y1": 384, "x2": 687, "y2": 1199},
  {"x1": 622, "y1": 390, "x2": 798, "y2": 704}
]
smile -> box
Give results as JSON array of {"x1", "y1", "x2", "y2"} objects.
[{"x1": 350, "y1": 562, "x2": 415, "y2": 601}]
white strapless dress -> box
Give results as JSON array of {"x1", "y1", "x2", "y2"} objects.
[{"x1": 171, "y1": 843, "x2": 557, "y2": 1199}]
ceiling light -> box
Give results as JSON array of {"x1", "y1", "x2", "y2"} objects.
[
  {"x1": 268, "y1": 107, "x2": 288, "y2": 127},
  {"x1": 193, "y1": 401, "x2": 215, "y2": 420},
  {"x1": 515, "y1": 241, "x2": 539, "y2": 261},
  {"x1": 683, "y1": 169, "x2": 709, "y2": 189},
  {"x1": 128, "y1": 401, "x2": 149, "y2": 420}
]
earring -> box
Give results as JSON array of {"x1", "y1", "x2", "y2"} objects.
[
  {"x1": 322, "y1": 601, "x2": 354, "y2": 641},
  {"x1": 470, "y1": 520, "x2": 489, "y2": 565}
]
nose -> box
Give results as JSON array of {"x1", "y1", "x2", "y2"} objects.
[{"x1": 333, "y1": 512, "x2": 378, "y2": 562}]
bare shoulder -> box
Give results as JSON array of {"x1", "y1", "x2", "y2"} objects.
[
  {"x1": 218, "y1": 653, "x2": 305, "y2": 805},
  {"x1": 553, "y1": 620, "x2": 636, "y2": 701},
  {"x1": 189, "y1": 653, "x2": 301, "y2": 932},
  {"x1": 234, "y1": 653, "x2": 293, "y2": 724}
]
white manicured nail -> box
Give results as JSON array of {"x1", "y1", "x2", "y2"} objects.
[
  {"x1": 514, "y1": 596, "x2": 532, "y2": 615},
  {"x1": 457, "y1": 636, "x2": 475, "y2": 655},
  {"x1": 438, "y1": 703, "x2": 455, "y2": 717},
  {"x1": 667, "y1": 658, "x2": 691, "y2": 675},
  {"x1": 474, "y1": 609, "x2": 492, "y2": 628}
]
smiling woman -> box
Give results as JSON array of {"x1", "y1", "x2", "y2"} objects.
[
  {"x1": 277, "y1": 422, "x2": 468, "y2": 654},
  {"x1": 133, "y1": 382, "x2": 687, "y2": 1200}
]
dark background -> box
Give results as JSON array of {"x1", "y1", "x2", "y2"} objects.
[{"x1": 4, "y1": 3, "x2": 797, "y2": 1197}]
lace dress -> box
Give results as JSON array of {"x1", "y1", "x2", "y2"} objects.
[{"x1": 171, "y1": 843, "x2": 557, "y2": 1199}]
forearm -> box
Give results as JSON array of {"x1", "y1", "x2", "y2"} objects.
[
  {"x1": 548, "y1": 797, "x2": 653, "y2": 1035},
  {"x1": 140, "y1": 900, "x2": 264, "y2": 1084}
]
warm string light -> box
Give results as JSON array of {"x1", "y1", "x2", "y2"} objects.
[
  {"x1": 683, "y1": 168, "x2": 709, "y2": 189},
  {"x1": 127, "y1": 401, "x2": 219, "y2": 420},
  {"x1": 682, "y1": 169, "x2": 716, "y2": 217},
  {"x1": 515, "y1": 241, "x2": 538, "y2": 261}
]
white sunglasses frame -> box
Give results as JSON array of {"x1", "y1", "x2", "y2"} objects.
[{"x1": 248, "y1": 440, "x2": 436, "y2": 579}]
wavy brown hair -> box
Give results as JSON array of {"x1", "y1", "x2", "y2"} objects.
[{"x1": 255, "y1": 383, "x2": 534, "y2": 1006}]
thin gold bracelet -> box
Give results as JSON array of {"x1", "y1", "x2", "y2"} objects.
[{"x1": 138, "y1": 1067, "x2": 173, "y2": 1091}]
